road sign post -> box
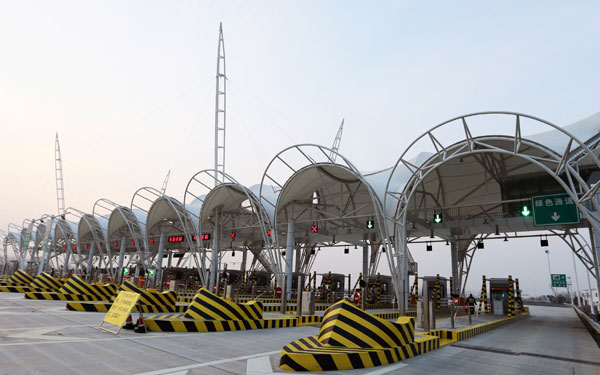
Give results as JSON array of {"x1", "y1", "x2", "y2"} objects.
[
  {"x1": 531, "y1": 193, "x2": 580, "y2": 226},
  {"x1": 551, "y1": 274, "x2": 567, "y2": 288}
]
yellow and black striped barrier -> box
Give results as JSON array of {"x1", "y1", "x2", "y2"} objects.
[
  {"x1": 64, "y1": 282, "x2": 179, "y2": 312},
  {"x1": 430, "y1": 312, "x2": 528, "y2": 342},
  {"x1": 146, "y1": 316, "x2": 264, "y2": 332},
  {"x1": 58, "y1": 275, "x2": 117, "y2": 300},
  {"x1": 279, "y1": 300, "x2": 439, "y2": 372},
  {"x1": 9, "y1": 270, "x2": 36, "y2": 285},
  {"x1": 0, "y1": 272, "x2": 63, "y2": 294},
  {"x1": 66, "y1": 301, "x2": 188, "y2": 313},
  {"x1": 184, "y1": 288, "x2": 263, "y2": 320},
  {"x1": 119, "y1": 281, "x2": 176, "y2": 306},
  {"x1": 26, "y1": 275, "x2": 117, "y2": 301},
  {"x1": 24, "y1": 292, "x2": 100, "y2": 301},
  {"x1": 29, "y1": 272, "x2": 63, "y2": 290},
  {"x1": 1, "y1": 286, "x2": 38, "y2": 293},
  {"x1": 145, "y1": 289, "x2": 303, "y2": 332}
]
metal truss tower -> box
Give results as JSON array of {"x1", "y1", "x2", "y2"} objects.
[
  {"x1": 160, "y1": 169, "x2": 171, "y2": 195},
  {"x1": 330, "y1": 119, "x2": 344, "y2": 162},
  {"x1": 55, "y1": 133, "x2": 66, "y2": 216},
  {"x1": 214, "y1": 23, "x2": 227, "y2": 186}
]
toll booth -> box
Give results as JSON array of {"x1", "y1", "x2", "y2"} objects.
[
  {"x1": 365, "y1": 275, "x2": 394, "y2": 303},
  {"x1": 318, "y1": 273, "x2": 345, "y2": 301},
  {"x1": 226, "y1": 269, "x2": 244, "y2": 287},
  {"x1": 422, "y1": 276, "x2": 448, "y2": 302},
  {"x1": 253, "y1": 271, "x2": 271, "y2": 287},
  {"x1": 489, "y1": 278, "x2": 514, "y2": 315}
]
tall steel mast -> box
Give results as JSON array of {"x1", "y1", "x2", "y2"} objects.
[
  {"x1": 330, "y1": 119, "x2": 344, "y2": 162},
  {"x1": 55, "y1": 133, "x2": 66, "y2": 216},
  {"x1": 214, "y1": 22, "x2": 227, "y2": 186},
  {"x1": 160, "y1": 169, "x2": 171, "y2": 195}
]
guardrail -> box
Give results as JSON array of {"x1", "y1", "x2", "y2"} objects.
[{"x1": 574, "y1": 305, "x2": 600, "y2": 346}]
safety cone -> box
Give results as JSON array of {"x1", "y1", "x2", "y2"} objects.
[
  {"x1": 134, "y1": 316, "x2": 147, "y2": 333},
  {"x1": 123, "y1": 314, "x2": 135, "y2": 330}
]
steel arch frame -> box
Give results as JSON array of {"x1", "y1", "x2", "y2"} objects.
[
  {"x1": 385, "y1": 112, "x2": 600, "y2": 313},
  {"x1": 68, "y1": 207, "x2": 111, "y2": 276},
  {"x1": 259, "y1": 144, "x2": 391, "y2": 287},
  {"x1": 93, "y1": 198, "x2": 146, "y2": 272},
  {"x1": 53, "y1": 212, "x2": 80, "y2": 274},
  {"x1": 184, "y1": 169, "x2": 277, "y2": 283},
  {"x1": 134, "y1": 186, "x2": 207, "y2": 285}
]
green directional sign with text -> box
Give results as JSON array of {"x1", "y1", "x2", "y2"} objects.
[
  {"x1": 531, "y1": 193, "x2": 580, "y2": 226},
  {"x1": 551, "y1": 274, "x2": 567, "y2": 288}
]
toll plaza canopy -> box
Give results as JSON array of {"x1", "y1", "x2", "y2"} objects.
[{"x1": 6, "y1": 111, "x2": 600, "y2": 314}]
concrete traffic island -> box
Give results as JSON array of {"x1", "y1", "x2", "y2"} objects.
[
  {"x1": 22, "y1": 274, "x2": 117, "y2": 301},
  {"x1": 64, "y1": 280, "x2": 182, "y2": 312},
  {"x1": 278, "y1": 301, "x2": 529, "y2": 372},
  {"x1": 0, "y1": 269, "x2": 64, "y2": 293},
  {"x1": 144, "y1": 287, "x2": 300, "y2": 332},
  {"x1": 279, "y1": 300, "x2": 439, "y2": 372}
]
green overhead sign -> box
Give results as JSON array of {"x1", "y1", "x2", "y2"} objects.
[
  {"x1": 551, "y1": 274, "x2": 567, "y2": 288},
  {"x1": 532, "y1": 193, "x2": 580, "y2": 226}
]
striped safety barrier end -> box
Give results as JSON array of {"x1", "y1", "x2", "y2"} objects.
[
  {"x1": 29, "y1": 273, "x2": 63, "y2": 290},
  {"x1": 184, "y1": 288, "x2": 263, "y2": 321},
  {"x1": 118, "y1": 281, "x2": 176, "y2": 306},
  {"x1": 24, "y1": 292, "x2": 104, "y2": 301},
  {"x1": 1, "y1": 286, "x2": 52, "y2": 293},
  {"x1": 145, "y1": 315, "x2": 299, "y2": 332},
  {"x1": 8, "y1": 270, "x2": 35, "y2": 286},
  {"x1": 279, "y1": 300, "x2": 438, "y2": 372},
  {"x1": 58, "y1": 276, "x2": 117, "y2": 299}
]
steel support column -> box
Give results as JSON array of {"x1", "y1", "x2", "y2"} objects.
[
  {"x1": 450, "y1": 240, "x2": 459, "y2": 295},
  {"x1": 589, "y1": 226, "x2": 600, "y2": 314},
  {"x1": 117, "y1": 237, "x2": 126, "y2": 283},
  {"x1": 86, "y1": 242, "x2": 95, "y2": 277},
  {"x1": 63, "y1": 249, "x2": 71, "y2": 277},
  {"x1": 241, "y1": 248, "x2": 248, "y2": 274},
  {"x1": 155, "y1": 231, "x2": 166, "y2": 287},
  {"x1": 285, "y1": 220, "x2": 295, "y2": 301},
  {"x1": 210, "y1": 214, "x2": 220, "y2": 288},
  {"x1": 362, "y1": 245, "x2": 368, "y2": 282}
]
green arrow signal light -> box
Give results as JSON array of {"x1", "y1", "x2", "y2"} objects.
[
  {"x1": 123, "y1": 268, "x2": 129, "y2": 275},
  {"x1": 366, "y1": 220, "x2": 375, "y2": 229},
  {"x1": 434, "y1": 214, "x2": 442, "y2": 224},
  {"x1": 521, "y1": 205, "x2": 531, "y2": 217}
]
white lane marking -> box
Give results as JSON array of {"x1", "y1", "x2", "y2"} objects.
[
  {"x1": 7, "y1": 327, "x2": 83, "y2": 341},
  {"x1": 246, "y1": 355, "x2": 305, "y2": 375},
  {"x1": 363, "y1": 362, "x2": 408, "y2": 374},
  {"x1": 247, "y1": 355, "x2": 274, "y2": 374},
  {"x1": 0, "y1": 325, "x2": 79, "y2": 332},
  {"x1": 134, "y1": 350, "x2": 280, "y2": 375},
  {"x1": 245, "y1": 354, "x2": 408, "y2": 375},
  {"x1": 0, "y1": 332, "x2": 192, "y2": 347}
]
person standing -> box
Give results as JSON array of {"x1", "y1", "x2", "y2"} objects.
[{"x1": 467, "y1": 293, "x2": 477, "y2": 314}]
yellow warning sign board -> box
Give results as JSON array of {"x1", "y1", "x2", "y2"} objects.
[{"x1": 102, "y1": 291, "x2": 140, "y2": 329}]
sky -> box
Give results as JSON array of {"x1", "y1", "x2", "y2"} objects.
[{"x1": 1, "y1": 1, "x2": 599, "y2": 297}]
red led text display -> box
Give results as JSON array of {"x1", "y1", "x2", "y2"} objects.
[{"x1": 168, "y1": 236, "x2": 185, "y2": 243}]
